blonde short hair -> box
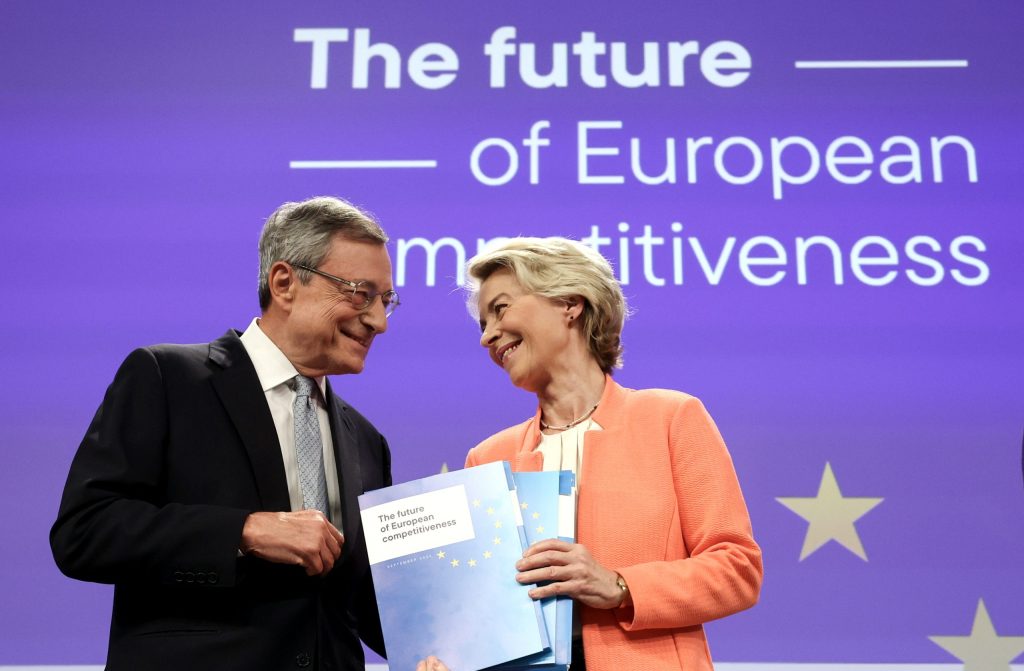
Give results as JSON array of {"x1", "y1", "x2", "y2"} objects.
[{"x1": 466, "y1": 237, "x2": 627, "y2": 373}]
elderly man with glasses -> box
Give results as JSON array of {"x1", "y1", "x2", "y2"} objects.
[{"x1": 51, "y1": 196, "x2": 399, "y2": 671}]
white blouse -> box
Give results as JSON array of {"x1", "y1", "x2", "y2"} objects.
[{"x1": 537, "y1": 417, "x2": 602, "y2": 482}]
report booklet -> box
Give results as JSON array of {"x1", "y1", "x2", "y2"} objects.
[
  {"x1": 495, "y1": 470, "x2": 576, "y2": 671},
  {"x1": 358, "y1": 461, "x2": 548, "y2": 671}
]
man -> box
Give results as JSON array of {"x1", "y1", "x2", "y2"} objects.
[{"x1": 51, "y1": 196, "x2": 398, "y2": 670}]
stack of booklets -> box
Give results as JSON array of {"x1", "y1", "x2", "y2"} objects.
[{"x1": 358, "y1": 462, "x2": 575, "y2": 671}]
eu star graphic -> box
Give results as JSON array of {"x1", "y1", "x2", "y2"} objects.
[
  {"x1": 929, "y1": 599, "x2": 1024, "y2": 671},
  {"x1": 776, "y1": 462, "x2": 883, "y2": 560},
  {"x1": 436, "y1": 486, "x2": 524, "y2": 571}
]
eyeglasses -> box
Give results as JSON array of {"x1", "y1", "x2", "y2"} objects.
[{"x1": 292, "y1": 264, "x2": 400, "y2": 317}]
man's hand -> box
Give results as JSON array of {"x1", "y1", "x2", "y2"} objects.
[
  {"x1": 515, "y1": 539, "x2": 627, "y2": 609},
  {"x1": 240, "y1": 510, "x2": 344, "y2": 577},
  {"x1": 415, "y1": 656, "x2": 450, "y2": 671}
]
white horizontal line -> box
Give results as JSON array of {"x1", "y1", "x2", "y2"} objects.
[
  {"x1": 795, "y1": 59, "x2": 968, "y2": 69},
  {"x1": 289, "y1": 160, "x2": 438, "y2": 169}
]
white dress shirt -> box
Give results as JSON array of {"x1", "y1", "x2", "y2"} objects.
[{"x1": 239, "y1": 318, "x2": 343, "y2": 527}]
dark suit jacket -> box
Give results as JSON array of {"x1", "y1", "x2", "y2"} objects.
[{"x1": 51, "y1": 330, "x2": 391, "y2": 671}]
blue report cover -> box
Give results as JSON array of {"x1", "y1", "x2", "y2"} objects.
[
  {"x1": 358, "y1": 461, "x2": 548, "y2": 671},
  {"x1": 553, "y1": 470, "x2": 576, "y2": 668},
  {"x1": 494, "y1": 471, "x2": 576, "y2": 671}
]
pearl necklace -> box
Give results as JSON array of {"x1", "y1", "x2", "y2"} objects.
[{"x1": 540, "y1": 403, "x2": 599, "y2": 432}]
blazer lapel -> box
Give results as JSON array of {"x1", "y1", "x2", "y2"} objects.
[
  {"x1": 209, "y1": 330, "x2": 291, "y2": 512},
  {"x1": 325, "y1": 380, "x2": 364, "y2": 560},
  {"x1": 515, "y1": 413, "x2": 545, "y2": 472}
]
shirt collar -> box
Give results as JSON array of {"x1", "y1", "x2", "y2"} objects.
[{"x1": 239, "y1": 317, "x2": 328, "y2": 397}]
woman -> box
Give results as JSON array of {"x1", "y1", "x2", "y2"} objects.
[{"x1": 420, "y1": 237, "x2": 762, "y2": 671}]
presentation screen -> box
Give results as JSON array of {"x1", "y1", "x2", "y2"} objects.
[{"x1": 3, "y1": 1, "x2": 1022, "y2": 667}]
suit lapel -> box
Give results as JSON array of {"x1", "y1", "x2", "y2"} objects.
[
  {"x1": 325, "y1": 380, "x2": 364, "y2": 561},
  {"x1": 209, "y1": 330, "x2": 291, "y2": 512},
  {"x1": 515, "y1": 415, "x2": 544, "y2": 472}
]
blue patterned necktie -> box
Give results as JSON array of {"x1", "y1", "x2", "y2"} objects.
[{"x1": 293, "y1": 375, "x2": 329, "y2": 517}]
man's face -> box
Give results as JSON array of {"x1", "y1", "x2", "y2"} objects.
[{"x1": 284, "y1": 238, "x2": 393, "y2": 377}]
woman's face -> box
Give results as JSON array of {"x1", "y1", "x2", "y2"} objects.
[{"x1": 477, "y1": 269, "x2": 574, "y2": 392}]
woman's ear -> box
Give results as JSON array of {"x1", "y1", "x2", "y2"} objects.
[{"x1": 565, "y1": 296, "x2": 585, "y2": 323}]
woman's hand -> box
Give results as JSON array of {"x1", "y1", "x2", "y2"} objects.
[
  {"x1": 515, "y1": 539, "x2": 627, "y2": 609},
  {"x1": 415, "y1": 656, "x2": 450, "y2": 671}
]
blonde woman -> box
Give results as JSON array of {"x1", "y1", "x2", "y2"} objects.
[{"x1": 460, "y1": 237, "x2": 762, "y2": 671}]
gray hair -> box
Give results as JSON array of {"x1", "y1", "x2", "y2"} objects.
[
  {"x1": 466, "y1": 237, "x2": 628, "y2": 373},
  {"x1": 258, "y1": 196, "x2": 387, "y2": 310}
]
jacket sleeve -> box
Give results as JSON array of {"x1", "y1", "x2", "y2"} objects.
[
  {"x1": 357, "y1": 433, "x2": 391, "y2": 657},
  {"x1": 49, "y1": 347, "x2": 250, "y2": 587},
  {"x1": 356, "y1": 563, "x2": 387, "y2": 658},
  {"x1": 615, "y1": 396, "x2": 763, "y2": 630}
]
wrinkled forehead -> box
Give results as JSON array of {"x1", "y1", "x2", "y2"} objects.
[{"x1": 323, "y1": 239, "x2": 394, "y2": 288}]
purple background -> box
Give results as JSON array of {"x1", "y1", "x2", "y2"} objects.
[{"x1": 2, "y1": 0, "x2": 1022, "y2": 664}]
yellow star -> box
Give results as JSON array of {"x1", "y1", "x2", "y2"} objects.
[
  {"x1": 532, "y1": 512, "x2": 540, "y2": 519},
  {"x1": 929, "y1": 599, "x2": 1024, "y2": 671},
  {"x1": 486, "y1": 506, "x2": 495, "y2": 515},
  {"x1": 776, "y1": 462, "x2": 883, "y2": 560},
  {"x1": 472, "y1": 499, "x2": 481, "y2": 507},
  {"x1": 439, "y1": 462, "x2": 449, "y2": 474},
  {"x1": 450, "y1": 559, "x2": 459, "y2": 567},
  {"x1": 536, "y1": 526, "x2": 545, "y2": 534},
  {"x1": 436, "y1": 550, "x2": 446, "y2": 559},
  {"x1": 493, "y1": 536, "x2": 502, "y2": 545},
  {"x1": 494, "y1": 520, "x2": 503, "y2": 529},
  {"x1": 483, "y1": 551, "x2": 493, "y2": 559},
  {"x1": 468, "y1": 559, "x2": 477, "y2": 567},
  {"x1": 521, "y1": 502, "x2": 529, "y2": 510}
]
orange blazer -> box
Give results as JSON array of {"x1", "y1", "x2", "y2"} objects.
[{"x1": 466, "y1": 377, "x2": 762, "y2": 671}]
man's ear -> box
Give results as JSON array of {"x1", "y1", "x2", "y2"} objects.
[{"x1": 266, "y1": 261, "x2": 297, "y2": 310}]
